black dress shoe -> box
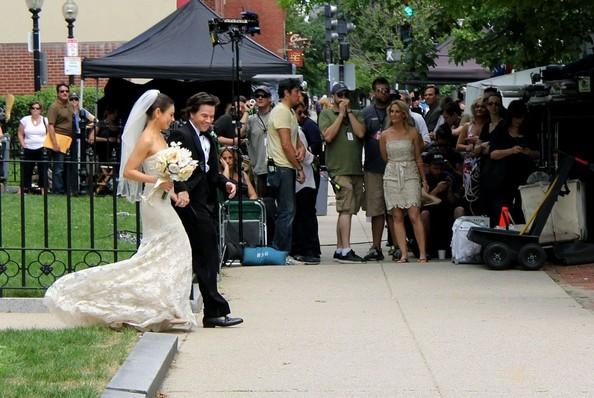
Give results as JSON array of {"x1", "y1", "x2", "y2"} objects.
[{"x1": 202, "y1": 315, "x2": 244, "y2": 328}]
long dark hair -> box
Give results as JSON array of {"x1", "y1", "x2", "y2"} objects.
[
  {"x1": 146, "y1": 93, "x2": 174, "y2": 119},
  {"x1": 501, "y1": 100, "x2": 527, "y2": 132}
]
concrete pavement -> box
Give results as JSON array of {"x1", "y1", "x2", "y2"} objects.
[
  {"x1": 2, "y1": 201, "x2": 594, "y2": 397},
  {"x1": 160, "y1": 206, "x2": 594, "y2": 397}
]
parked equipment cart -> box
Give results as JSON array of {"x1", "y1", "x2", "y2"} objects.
[{"x1": 468, "y1": 152, "x2": 591, "y2": 270}]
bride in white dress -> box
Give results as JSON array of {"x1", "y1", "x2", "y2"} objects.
[{"x1": 44, "y1": 90, "x2": 197, "y2": 331}]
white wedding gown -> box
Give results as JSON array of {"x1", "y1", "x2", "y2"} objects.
[{"x1": 44, "y1": 150, "x2": 197, "y2": 331}]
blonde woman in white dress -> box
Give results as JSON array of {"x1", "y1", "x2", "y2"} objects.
[{"x1": 380, "y1": 100, "x2": 428, "y2": 263}]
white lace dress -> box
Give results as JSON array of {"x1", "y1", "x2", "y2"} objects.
[
  {"x1": 383, "y1": 139, "x2": 421, "y2": 210},
  {"x1": 44, "y1": 150, "x2": 197, "y2": 331}
]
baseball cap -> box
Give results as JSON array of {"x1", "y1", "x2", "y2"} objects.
[
  {"x1": 253, "y1": 85, "x2": 271, "y2": 96},
  {"x1": 69, "y1": 92, "x2": 79, "y2": 100},
  {"x1": 422, "y1": 150, "x2": 445, "y2": 164},
  {"x1": 426, "y1": 152, "x2": 445, "y2": 165},
  {"x1": 331, "y1": 82, "x2": 349, "y2": 95}
]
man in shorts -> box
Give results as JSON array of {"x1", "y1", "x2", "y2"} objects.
[
  {"x1": 360, "y1": 77, "x2": 392, "y2": 261},
  {"x1": 319, "y1": 82, "x2": 366, "y2": 263}
]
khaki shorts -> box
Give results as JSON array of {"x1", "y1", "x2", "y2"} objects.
[
  {"x1": 335, "y1": 175, "x2": 364, "y2": 215},
  {"x1": 364, "y1": 171, "x2": 386, "y2": 217}
]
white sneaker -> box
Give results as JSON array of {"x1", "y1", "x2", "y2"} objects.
[{"x1": 286, "y1": 256, "x2": 304, "y2": 265}]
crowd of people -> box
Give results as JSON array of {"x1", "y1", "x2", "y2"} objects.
[
  {"x1": 6, "y1": 77, "x2": 541, "y2": 264},
  {"x1": 2, "y1": 76, "x2": 541, "y2": 332},
  {"x1": 10, "y1": 83, "x2": 122, "y2": 195},
  {"x1": 225, "y1": 77, "x2": 540, "y2": 263}
]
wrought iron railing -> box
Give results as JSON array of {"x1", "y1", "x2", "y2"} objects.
[{"x1": 0, "y1": 153, "x2": 141, "y2": 297}]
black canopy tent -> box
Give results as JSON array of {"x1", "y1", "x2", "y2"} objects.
[
  {"x1": 81, "y1": 0, "x2": 292, "y2": 80},
  {"x1": 81, "y1": 0, "x2": 292, "y2": 119}
]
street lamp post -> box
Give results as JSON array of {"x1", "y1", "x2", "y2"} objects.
[
  {"x1": 25, "y1": 0, "x2": 44, "y2": 92},
  {"x1": 62, "y1": 0, "x2": 79, "y2": 86}
]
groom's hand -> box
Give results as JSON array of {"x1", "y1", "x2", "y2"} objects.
[{"x1": 175, "y1": 191, "x2": 190, "y2": 207}]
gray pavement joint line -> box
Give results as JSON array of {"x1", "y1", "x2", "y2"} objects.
[{"x1": 380, "y1": 263, "x2": 444, "y2": 398}]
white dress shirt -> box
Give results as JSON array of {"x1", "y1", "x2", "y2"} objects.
[{"x1": 189, "y1": 120, "x2": 210, "y2": 172}]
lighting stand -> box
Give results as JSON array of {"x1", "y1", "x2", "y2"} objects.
[{"x1": 229, "y1": 29, "x2": 246, "y2": 262}]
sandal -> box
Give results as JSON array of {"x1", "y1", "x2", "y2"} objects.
[
  {"x1": 395, "y1": 257, "x2": 409, "y2": 263},
  {"x1": 417, "y1": 257, "x2": 428, "y2": 263}
]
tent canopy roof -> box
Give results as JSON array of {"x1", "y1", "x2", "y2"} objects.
[
  {"x1": 404, "y1": 37, "x2": 492, "y2": 85},
  {"x1": 82, "y1": 0, "x2": 292, "y2": 80}
]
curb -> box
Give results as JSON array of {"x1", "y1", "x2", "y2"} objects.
[
  {"x1": 0, "y1": 284, "x2": 202, "y2": 314},
  {"x1": 0, "y1": 298, "x2": 48, "y2": 313},
  {"x1": 102, "y1": 332, "x2": 178, "y2": 398}
]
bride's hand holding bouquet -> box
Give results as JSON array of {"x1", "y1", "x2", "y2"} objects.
[{"x1": 153, "y1": 142, "x2": 198, "y2": 201}]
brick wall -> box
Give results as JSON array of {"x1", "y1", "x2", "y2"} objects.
[
  {"x1": 179, "y1": 0, "x2": 285, "y2": 56},
  {"x1": 0, "y1": 42, "x2": 121, "y2": 95},
  {"x1": 222, "y1": 0, "x2": 286, "y2": 58}
]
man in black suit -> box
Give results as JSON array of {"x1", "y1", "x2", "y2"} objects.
[{"x1": 168, "y1": 92, "x2": 243, "y2": 328}]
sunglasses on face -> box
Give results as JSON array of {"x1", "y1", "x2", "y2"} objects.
[
  {"x1": 335, "y1": 91, "x2": 348, "y2": 98},
  {"x1": 59, "y1": 89, "x2": 69, "y2": 93},
  {"x1": 69, "y1": 98, "x2": 79, "y2": 102},
  {"x1": 31, "y1": 106, "x2": 41, "y2": 110},
  {"x1": 254, "y1": 94, "x2": 269, "y2": 99}
]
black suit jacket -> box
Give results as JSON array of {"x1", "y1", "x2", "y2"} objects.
[{"x1": 168, "y1": 122, "x2": 229, "y2": 213}]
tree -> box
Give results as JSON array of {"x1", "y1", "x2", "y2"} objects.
[
  {"x1": 279, "y1": 0, "x2": 594, "y2": 90},
  {"x1": 442, "y1": 0, "x2": 594, "y2": 69},
  {"x1": 285, "y1": 7, "x2": 328, "y2": 94},
  {"x1": 282, "y1": 0, "x2": 456, "y2": 91}
]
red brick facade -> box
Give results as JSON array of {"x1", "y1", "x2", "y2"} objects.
[
  {"x1": 0, "y1": 42, "x2": 120, "y2": 95},
  {"x1": 177, "y1": 0, "x2": 286, "y2": 57}
]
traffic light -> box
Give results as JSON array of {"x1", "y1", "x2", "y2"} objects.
[
  {"x1": 400, "y1": 2, "x2": 413, "y2": 47},
  {"x1": 337, "y1": 18, "x2": 355, "y2": 37},
  {"x1": 324, "y1": 5, "x2": 338, "y2": 43}
]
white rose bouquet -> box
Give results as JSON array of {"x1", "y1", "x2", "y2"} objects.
[{"x1": 154, "y1": 142, "x2": 198, "y2": 199}]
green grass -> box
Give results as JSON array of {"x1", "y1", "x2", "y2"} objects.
[
  {"x1": 0, "y1": 193, "x2": 140, "y2": 296},
  {"x1": 0, "y1": 326, "x2": 138, "y2": 398}
]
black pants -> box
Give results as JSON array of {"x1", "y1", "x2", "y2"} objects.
[
  {"x1": 174, "y1": 203, "x2": 230, "y2": 318},
  {"x1": 22, "y1": 148, "x2": 48, "y2": 190},
  {"x1": 291, "y1": 172, "x2": 321, "y2": 257}
]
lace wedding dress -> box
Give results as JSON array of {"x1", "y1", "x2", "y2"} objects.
[{"x1": 44, "y1": 150, "x2": 197, "y2": 331}]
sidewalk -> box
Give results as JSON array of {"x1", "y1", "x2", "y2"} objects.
[{"x1": 160, "y1": 207, "x2": 594, "y2": 397}]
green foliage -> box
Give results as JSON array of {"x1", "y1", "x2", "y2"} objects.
[
  {"x1": 286, "y1": 9, "x2": 328, "y2": 94},
  {"x1": 279, "y1": 0, "x2": 594, "y2": 86},
  {"x1": 0, "y1": 86, "x2": 103, "y2": 136},
  {"x1": 0, "y1": 326, "x2": 137, "y2": 398},
  {"x1": 415, "y1": 0, "x2": 594, "y2": 69},
  {"x1": 281, "y1": 0, "x2": 455, "y2": 92}
]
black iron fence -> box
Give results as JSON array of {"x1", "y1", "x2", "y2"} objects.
[{"x1": 0, "y1": 151, "x2": 141, "y2": 297}]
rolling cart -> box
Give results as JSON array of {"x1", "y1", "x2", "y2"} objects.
[{"x1": 467, "y1": 152, "x2": 591, "y2": 270}]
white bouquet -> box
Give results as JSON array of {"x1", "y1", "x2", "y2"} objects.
[{"x1": 154, "y1": 142, "x2": 198, "y2": 199}]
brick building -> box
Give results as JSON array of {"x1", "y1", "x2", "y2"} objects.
[{"x1": 0, "y1": 0, "x2": 286, "y2": 95}]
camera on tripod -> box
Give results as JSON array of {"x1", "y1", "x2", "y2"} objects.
[{"x1": 208, "y1": 11, "x2": 260, "y2": 45}]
